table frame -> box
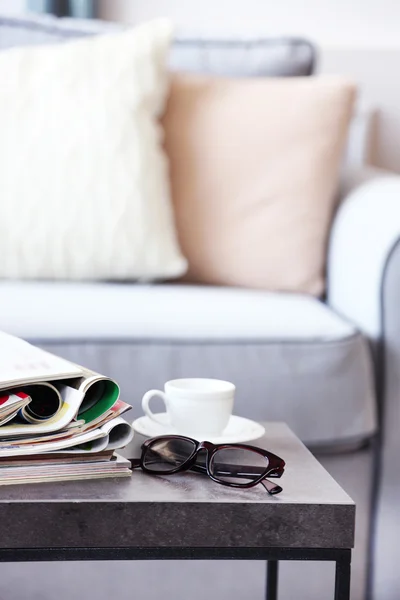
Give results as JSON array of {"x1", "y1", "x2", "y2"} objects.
[{"x1": 0, "y1": 546, "x2": 351, "y2": 600}]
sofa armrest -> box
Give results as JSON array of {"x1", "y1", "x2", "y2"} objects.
[
  {"x1": 329, "y1": 166, "x2": 400, "y2": 598},
  {"x1": 328, "y1": 166, "x2": 400, "y2": 340}
]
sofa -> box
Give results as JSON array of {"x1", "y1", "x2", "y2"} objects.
[{"x1": 0, "y1": 12, "x2": 398, "y2": 600}]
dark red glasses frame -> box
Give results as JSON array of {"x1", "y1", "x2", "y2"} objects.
[{"x1": 130, "y1": 435, "x2": 285, "y2": 495}]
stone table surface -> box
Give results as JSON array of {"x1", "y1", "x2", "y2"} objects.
[{"x1": 0, "y1": 423, "x2": 355, "y2": 550}]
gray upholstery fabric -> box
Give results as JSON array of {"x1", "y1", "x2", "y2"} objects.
[
  {"x1": 169, "y1": 37, "x2": 315, "y2": 76},
  {"x1": 372, "y1": 239, "x2": 400, "y2": 600},
  {"x1": 0, "y1": 13, "x2": 316, "y2": 77},
  {"x1": 36, "y1": 335, "x2": 375, "y2": 447}
]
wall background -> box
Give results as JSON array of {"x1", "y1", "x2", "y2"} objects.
[
  {"x1": 98, "y1": 0, "x2": 400, "y2": 48},
  {"x1": 0, "y1": 0, "x2": 25, "y2": 12},
  {"x1": 98, "y1": 0, "x2": 400, "y2": 173}
]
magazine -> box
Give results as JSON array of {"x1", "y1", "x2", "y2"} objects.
[
  {"x1": 0, "y1": 454, "x2": 131, "y2": 485},
  {"x1": 0, "y1": 332, "x2": 135, "y2": 484}
]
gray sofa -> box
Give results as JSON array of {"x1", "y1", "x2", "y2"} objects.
[{"x1": 0, "y1": 12, "x2": 398, "y2": 600}]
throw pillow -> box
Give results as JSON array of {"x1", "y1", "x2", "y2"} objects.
[
  {"x1": 0, "y1": 19, "x2": 187, "y2": 280},
  {"x1": 162, "y1": 74, "x2": 356, "y2": 295}
]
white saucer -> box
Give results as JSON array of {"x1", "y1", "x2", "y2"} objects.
[{"x1": 132, "y1": 413, "x2": 265, "y2": 444}]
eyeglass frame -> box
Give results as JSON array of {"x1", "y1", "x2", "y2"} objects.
[{"x1": 130, "y1": 434, "x2": 285, "y2": 494}]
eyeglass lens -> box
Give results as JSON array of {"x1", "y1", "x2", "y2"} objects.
[
  {"x1": 143, "y1": 437, "x2": 196, "y2": 472},
  {"x1": 209, "y1": 447, "x2": 269, "y2": 485}
]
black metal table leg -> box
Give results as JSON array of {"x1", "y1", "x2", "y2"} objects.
[
  {"x1": 266, "y1": 560, "x2": 279, "y2": 600},
  {"x1": 334, "y1": 551, "x2": 351, "y2": 600}
]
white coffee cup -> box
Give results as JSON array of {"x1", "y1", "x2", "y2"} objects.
[{"x1": 141, "y1": 378, "x2": 235, "y2": 437}]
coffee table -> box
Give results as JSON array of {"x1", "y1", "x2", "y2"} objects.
[{"x1": 0, "y1": 423, "x2": 354, "y2": 600}]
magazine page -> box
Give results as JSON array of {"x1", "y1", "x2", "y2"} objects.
[
  {"x1": 16, "y1": 382, "x2": 62, "y2": 424},
  {"x1": 101, "y1": 417, "x2": 134, "y2": 450},
  {"x1": 0, "y1": 385, "x2": 84, "y2": 437},
  {"x1": 59, "y1": 418, "x2": 134, "y2": 454},
  {"x1": 66, "y1": 368, "x2": 120, "y2": 418},
  {"x1": 0, "y1": 332, "x2": 83, "y2": 389},
  {"x1": 0, "y1": 392, "x2": 31, "y2": 425},
  {"x1": 0, "y1": 424, "x2": 108, "y2": 457}
]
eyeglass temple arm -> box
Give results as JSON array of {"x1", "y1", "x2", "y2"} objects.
[{"x1": 261, "y1": 478, "x2": 283, "y2": 495}]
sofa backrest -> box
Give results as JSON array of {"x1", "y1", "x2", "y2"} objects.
[
  {"x1": 0, "y1": 12, "x2": 369, "y2": 168},
  {"x1": 0, "y1": 13, "x2": 315, "y2": 76},
  {"x1": 170, "y1": 37, "x2": 315, "y2": 77}
]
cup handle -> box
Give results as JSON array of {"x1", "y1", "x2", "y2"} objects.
[{"x1": 141, "y1": 390, "x2": 168, "y2": 425}]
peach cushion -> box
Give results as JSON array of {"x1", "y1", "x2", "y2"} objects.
[{"x1": 162, "y1": 74, "x2": 356, "y2": 295}]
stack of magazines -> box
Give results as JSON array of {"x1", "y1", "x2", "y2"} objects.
[{"x1": 0, "y1": 331, "x2": 134, "y2": 485}]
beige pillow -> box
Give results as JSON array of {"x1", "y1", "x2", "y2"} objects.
[{"x1": 162, "y1": 74, "x2": 356, "y2": 295}]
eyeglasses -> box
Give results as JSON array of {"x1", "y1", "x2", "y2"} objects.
[{"x1": 130, "y1": 435, "x2": 285, "y2": 495}]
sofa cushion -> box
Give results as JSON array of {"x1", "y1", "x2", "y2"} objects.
[
  {"x1": 163, "y1": 74, "x2": 356, "y2": 295},
  {"x1": 0, "y1": 20, "x2": 187, "y2": 281},
  {"x1": 0, "y1": 282, "x2": 355, "y2": 340},
  {"x1": 0, "y1": 282, "x2": 376, "y2": 446}
]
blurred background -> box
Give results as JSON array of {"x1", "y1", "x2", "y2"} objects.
[{"x1": 1, "y1": 0, "x2": 399, "y2": 172}]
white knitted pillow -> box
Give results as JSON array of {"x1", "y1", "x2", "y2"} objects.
[{"x1": 0, "y1": 19, "x2": 187, "y2": 280}]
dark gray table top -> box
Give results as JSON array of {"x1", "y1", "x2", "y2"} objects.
[{"x1": 0, "y1": 423, "x2": 355, "y2": 550}]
